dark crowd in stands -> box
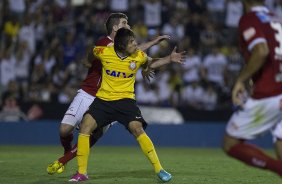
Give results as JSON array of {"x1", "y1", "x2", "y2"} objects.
[{"x1": 0, "y1": 0, "x2": 282, "y2": 118}]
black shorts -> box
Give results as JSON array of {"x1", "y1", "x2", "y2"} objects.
[{"x1": 87, "y1": 98, "x2": 147, "y2": 130}]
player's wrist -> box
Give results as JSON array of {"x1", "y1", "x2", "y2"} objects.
[{"x1": 153, "y1": 38, "x2": 159, "y2": 45}]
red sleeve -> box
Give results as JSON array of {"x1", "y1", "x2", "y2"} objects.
[
  {"x1": 239, "y1": 13, "x2": 266, "y2": 51},
  {"x1": 95, "y1": 36, "x2": 113, "y2": 46}
]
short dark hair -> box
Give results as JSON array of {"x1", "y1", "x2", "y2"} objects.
[
  {"x1": 105, "y1": 13, "x2": 128, "y2": 35},
  {"x1": 114, "y1": 28, "x2": 135, "y2": 52}
]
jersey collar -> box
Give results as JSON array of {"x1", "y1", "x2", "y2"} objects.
[
  {"x1": 107, "y1": 36, "x2": 113, "y2": 41},
  {"x1": 116, "y1": 50, "x2": 128, "y2": 60},
  {"x1": 251, "y1": 6, "x2": 269, "y2": 13}
]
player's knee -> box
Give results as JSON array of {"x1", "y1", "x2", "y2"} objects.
[
  {"x1": 222, "y1": 134, "x2": 240, "y2": 153},
  {"x1": 274, "y1": 138, "x2": 282, "y2": 160},
  {"x1": 131, "y1": 128, "x2": 144, "y2": 138},
  {"x1": 80, "y1": 113, "x2": 97, "y2": 134},
  {"x1": 59, "y1": 123, "x2": 75, "y2": 137},
  {"x1": 128, "y1": 121, "x2": 144, "y2": 137}
]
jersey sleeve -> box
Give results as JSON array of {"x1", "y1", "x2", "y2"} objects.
[
  {"x1": 93, "y1": 46, "x2": 105, "y2": 60},
  {"x1": 138, "y1": 50, "x2": 148, "y2": 65},
  {"x1": 239, "y1": 14, "x2": 267, "y2": 51}
]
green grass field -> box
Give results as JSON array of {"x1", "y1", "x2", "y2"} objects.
[{"x1": 0, "y1": 146, "x2": 281, "y2": 184}]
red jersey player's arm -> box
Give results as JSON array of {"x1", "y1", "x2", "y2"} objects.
[
  {"x1": 236, "y1": 42, "x2": 269, "y2": 83},
  {"x1": 82, "y1": 37, "x2": 112, "y2": 68},
  {"x1": 82, "y1": 47, "x2": 95, "y2": 68},
  {"x1": 232, "y1": 42, "x2": 269, "y2": 106},
  {"x1": 138, "y1": 35, "x2": 170, "y2": 51}
]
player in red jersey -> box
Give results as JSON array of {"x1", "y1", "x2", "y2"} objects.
[
  {"x1": 223, "y1": 0, "x2": 282, "y2": 176},
  {"x1": 47, "y1": 13, "x2": 170, "y2": 174}
]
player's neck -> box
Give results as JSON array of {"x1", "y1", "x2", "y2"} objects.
[
  {"x1": 109, "y1": 33, "x2": 115, "y2": 41},
  {"x1": 246, "y1": 3, "x2": 264, "y2": 12}
]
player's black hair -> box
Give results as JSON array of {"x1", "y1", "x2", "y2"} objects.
[
  {"x1": 105, "y1": 13, "x2": 128, "y2": 35},
  {"x1": 114, "y1": 28, "x2": 135, "y2": 52}
]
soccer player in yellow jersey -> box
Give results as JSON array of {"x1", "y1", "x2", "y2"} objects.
[
  {"x1": 46, "y1": 12, "x2": 169, "y2": 175},
  {"x1": 69, "y1": 28, "x2": 186, "y2": 182}
]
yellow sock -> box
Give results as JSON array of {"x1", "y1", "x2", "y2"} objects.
[
  {"x1": 137, "y1": 133, "x2": 163, "y2": 173},
  {"x1": 77, "y1": 133, "x2": 90, "y2": 174}
]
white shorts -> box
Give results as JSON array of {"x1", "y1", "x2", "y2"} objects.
[
  {"x1": 226, "y1": 94, "x2": 282, "y2": 140},
  {"x1": 61, "y1": 89, "x2": 95, "y2": 127}
]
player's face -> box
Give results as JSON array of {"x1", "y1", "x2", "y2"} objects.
[
  {"x1": 125, "y1": 37, "x2": 137, "y2": 54},
  {"x1": 117, "y1": 18, "x2": 130, "y2": 30}
]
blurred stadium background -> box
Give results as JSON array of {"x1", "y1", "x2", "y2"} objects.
[
  {"x1": 1, "y1": 0, "x2": 282, "y2": 183},
  {"x1": 1, "y1": 0, "x2": 280, "y2": 146}
]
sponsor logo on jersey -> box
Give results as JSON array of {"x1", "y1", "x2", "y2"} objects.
[
  {"x1": 106, "y1": 70, "x2": 134, "y2": 78},
  {"x1": 94, "y1": 48, "x2": 105, "y2": 55},
  {"x1": 129, "y1": 61, "x2": 137, "y2": 70}
]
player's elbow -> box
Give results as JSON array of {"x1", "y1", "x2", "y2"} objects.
[{"x1": 253, "y1": 42, "x2": 269, "y2": 59}]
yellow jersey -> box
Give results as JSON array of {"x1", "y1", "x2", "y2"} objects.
[{"x1": 93, "y1": 45, "x2": 147, "y2": 101}]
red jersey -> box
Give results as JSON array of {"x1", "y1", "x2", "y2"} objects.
[
  {"x1": 239, "y1": 6, "x2": 282, "y2": 99},
  {"x1": 80, "y1": 36, "x2": 113, "y2": 96}
]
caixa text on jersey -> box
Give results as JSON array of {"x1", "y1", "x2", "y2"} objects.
[{"x1": 106, "y1": 70, "x2": 134, "y2": 78}]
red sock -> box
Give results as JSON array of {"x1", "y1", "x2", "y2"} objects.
[
  {"x1": 60, "y1": 134, "x2": 73, "y2": 154},
  {"x1": 228, "y1": 143, "x2": 282, "y2": 176},
  {"x1": 58, "y1": 134, "x2": 96, "y2": 165},
  {"x1": 59, "y1": 143, "x2": 77, "y2": 165},
  {"x1": 58, "y1": 131, "x2": 104, "y2": 165}
]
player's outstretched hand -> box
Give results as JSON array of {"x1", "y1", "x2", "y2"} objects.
[
  {"x1": 170, "y1": 47, "x2": 186, "y2": 64},
  {"x1": 141, "y1": 67, "x2": 155, "y2": 82},
  {"x1": 232, "y1": 81, "x2": 246, "y2": 107},
  {"x1": 154, "y1": 35, "x2": 170, "y2": 44}
]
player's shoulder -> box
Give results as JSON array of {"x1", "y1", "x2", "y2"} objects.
[
  {"x1": 136, "y1": 49, "x2": 147, "y2": 58},
  {"x1": 94, "y1": 45, "x2": 114, "y2": 56},
  {"x1": 239, "y1": 12, "x2": 257, "y2": 26},
  {"x1": 93, "y1": 45, "x2": 107, "y2": 55},
  {"x1": 239, "y1": 10, "x2": 273, "y2": 27},
  {"x1": 130, "y1": 50, "x2": 147, "y2": 63},
  {"x1": 95, "y1": 36, "x2": 113, "y2": 46}
]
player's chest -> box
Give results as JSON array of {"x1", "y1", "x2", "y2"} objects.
[{"x1": 102, "y1": 56, "x2": 140, "y2": 72}]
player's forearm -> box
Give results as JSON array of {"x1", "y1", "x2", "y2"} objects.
[
  {"x1": 149, "y1": 55, "x2": 171, "y2": 69},
  {"x1": 138, "y1": 35, "x2": 169, "y2": 51},
  {"x1": 237, "y1": 43, "x2": 269, "y2": 83},
  {"x1": 138, "y1": 40, "x2": 156, "y2": 51},
  {"x1": 82, "y1": 48, "x2": 95, "y2": 68}
]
